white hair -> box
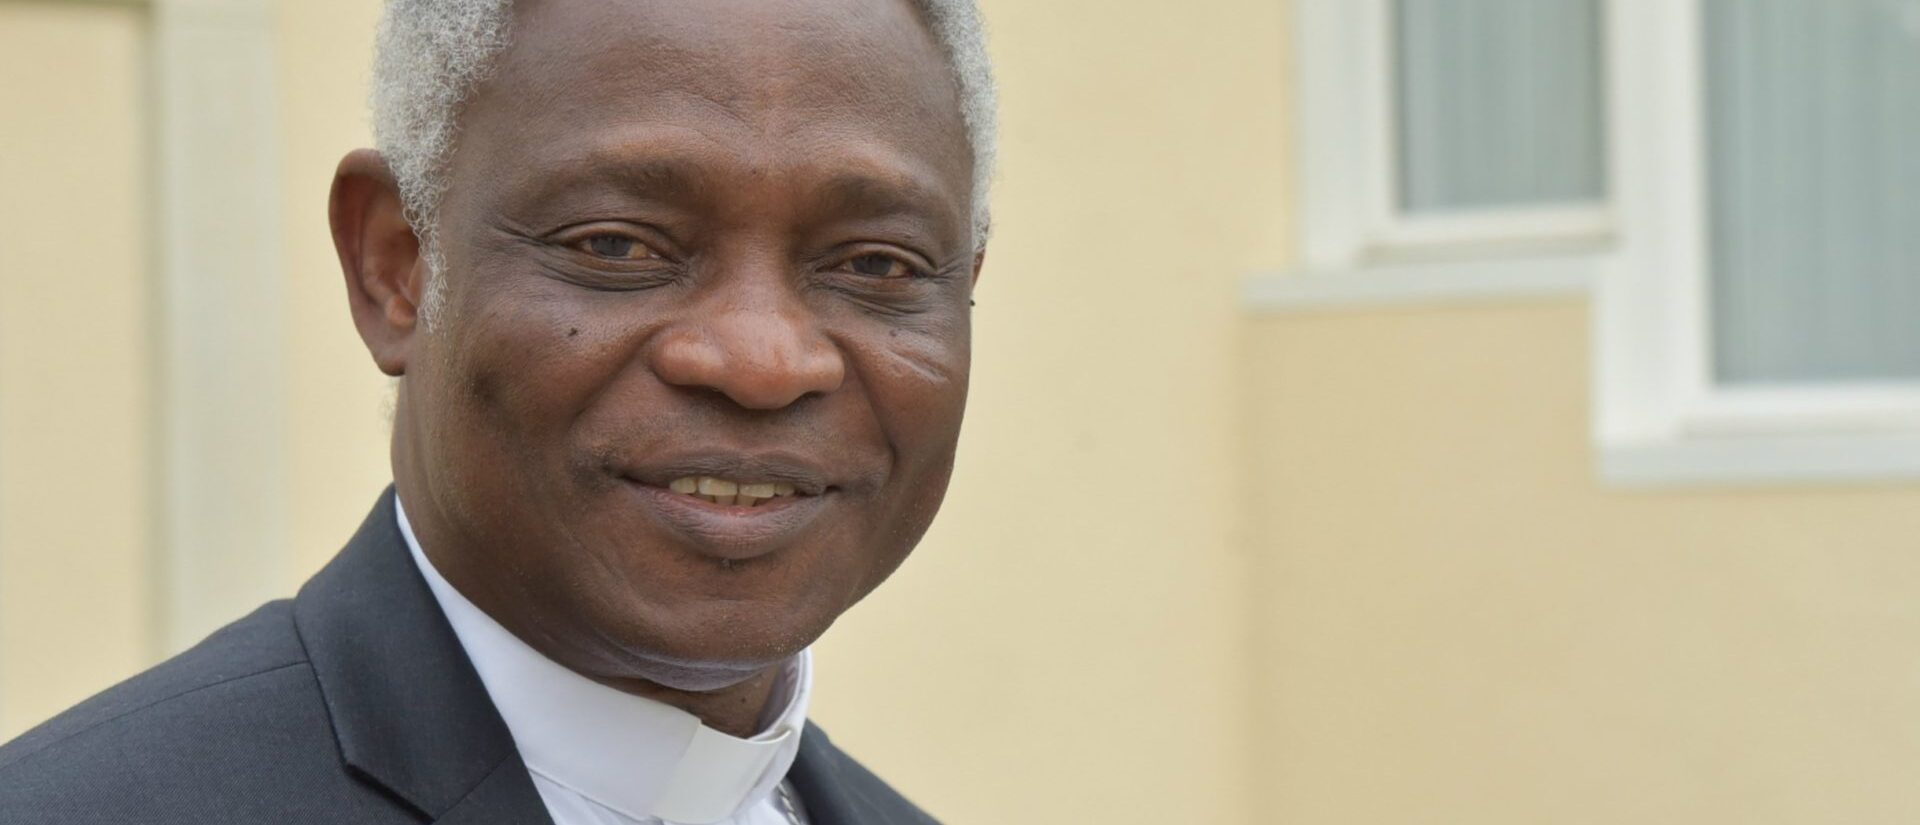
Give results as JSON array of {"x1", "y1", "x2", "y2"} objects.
[{"x1": 371, "y1": 0, "x2": 997, "y2": 322}]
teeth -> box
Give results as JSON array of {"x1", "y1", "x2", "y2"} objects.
[{"x1": 668, "y1": 476, "x2": 804, "y2": 504}]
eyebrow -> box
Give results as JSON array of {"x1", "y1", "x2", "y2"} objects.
[
  {"x1": 516, "y1": 146, "x2": 966, "y2": 239},
  {"x1": 571, "y1": 156, "x2": 711, "y2": 203},
  {"x1": 813, "y1": 171, "x2": 963, "y2": 233},
  {"x1": 509, "y1": 151, "x2": 709, "y2": 212}
]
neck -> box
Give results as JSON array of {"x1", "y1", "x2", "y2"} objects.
[{"x1": 595, "y1": 667, "x2": 782, "y2": 739}]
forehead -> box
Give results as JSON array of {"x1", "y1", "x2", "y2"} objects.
[{"x1": 451, "y1": 0, "x2": 973, "y2": 224}]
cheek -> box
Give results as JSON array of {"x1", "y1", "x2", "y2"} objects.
[
  {"x1": 865, "y1": 323, "x2": 971, "y2": 453},
  {"x1": 435, "y1": 277, "x2": 637, "y2": 457},
  {"x1": 878, "y1": 307, "x2": 971, "y2": 398},
  {"x1": 841, "y1": 321, "x2": 971, "y2": 562}
]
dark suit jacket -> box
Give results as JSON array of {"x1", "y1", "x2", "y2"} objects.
[{"x1": 0, "y1": 491, "x2": 938, "y2": 824}]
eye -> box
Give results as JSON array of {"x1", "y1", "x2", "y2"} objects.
[
  {"x1": 578, "y1": 233, "x2": 660, "y2": 261},
  {"x1": 844, "y1": 252, "x2": 921, "y2": 279}
]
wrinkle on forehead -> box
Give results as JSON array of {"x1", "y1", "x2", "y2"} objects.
[
  {"x1": 457, "y1": 0, "x2": 975, "y2": 211},
  {"x1": 504, "y1": 0, "x2": 962, "y2": 124}
]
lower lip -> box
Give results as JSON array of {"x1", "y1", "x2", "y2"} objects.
[{"x1": 622, "y1": 480, "x2": 831, "y2": 562}]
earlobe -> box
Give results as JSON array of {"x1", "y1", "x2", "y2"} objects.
[{"x1": 329, "y1": 148, "x2": 423, "y2": 377}]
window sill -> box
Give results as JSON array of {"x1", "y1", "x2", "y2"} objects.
[{"x1": 1601, "y1": 432, "x2": 1920, "y2": 489}]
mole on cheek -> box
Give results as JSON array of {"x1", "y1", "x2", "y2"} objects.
[
  {"x1": 569, "y1": 328, "x2": 580, "y2": 338},
  {"x1": 466, "y1": 367, "x2": 501, "y2": 408}
]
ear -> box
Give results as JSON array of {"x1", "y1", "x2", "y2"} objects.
[{"x1": 330, "y1": 148, "x2": 427, "y2": 377}]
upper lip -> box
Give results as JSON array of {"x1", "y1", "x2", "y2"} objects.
[{"x1": 618, "y1": 451, "x2": 835, "y2": 497}]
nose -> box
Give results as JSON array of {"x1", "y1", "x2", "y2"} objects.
[{"x1": 649, "y1": 284, "x2": 846, "y2": 411}]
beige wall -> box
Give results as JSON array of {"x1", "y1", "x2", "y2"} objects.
[
  {"x1": 1249, "y1": 300, "x2": 1920, "y2": 824},
  {"x1": 0, "y1": 1, "x2": 154, "y2": 732}
]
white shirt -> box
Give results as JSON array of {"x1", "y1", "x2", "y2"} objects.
[{"x1": 396, "y1": 497, "x2": 812, "y2": 825}]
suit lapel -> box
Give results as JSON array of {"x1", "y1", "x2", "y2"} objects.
[
  {"x1": 293, "y1": 489, "x2": 554, "y2": 825},
  {"x1": 787, "y1": 723, "x2": 863, "y2": 825},
  {"x1": 431, "y1": 759, "x2": 558, "y2": 825},
  {"x1": 787, "y1": 722, "x2": 921, "y2": 825}
]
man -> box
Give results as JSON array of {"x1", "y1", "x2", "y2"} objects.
[{"x1": 0, "y1": 0, "x2": 994, "y2": 822}]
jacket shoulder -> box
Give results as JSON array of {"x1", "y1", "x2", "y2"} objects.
[
  {"x1": 0, "y1": 602, "x2": 395, "y2": 823},
  {"x1": 0, "y1": 601, "x2": 305, "y2": 768}
]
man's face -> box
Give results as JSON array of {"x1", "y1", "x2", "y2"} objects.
[{"x1": 395, "y1": 0, "x2": 977, "y2": 688}]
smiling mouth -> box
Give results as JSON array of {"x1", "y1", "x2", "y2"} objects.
[
  {"x1": 666, "y1": 476, "x2": 805, "y2": 507},
  {"x1": 621, "y1": 468, "x2": 831, "y2": 561}
]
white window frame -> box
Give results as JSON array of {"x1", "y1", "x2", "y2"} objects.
[
  {"x1": 1292, "y1": 0, "x2": 1614, "y2": 276},
  {"x1": 1597, "y1": 0, "x2": 1920, "y2": 485}
]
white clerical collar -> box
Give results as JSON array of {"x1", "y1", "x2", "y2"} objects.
[{"x1": 395, "y1": 495, "x2": 812, "y2": 825}]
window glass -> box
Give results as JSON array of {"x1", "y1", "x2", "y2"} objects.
[
  {"x1": 1706, "y1": 0, "x2": 1920, "y2": 384},
  {"x1": 1394, "y1": 0, "x2": 1609, "y2": 213}
]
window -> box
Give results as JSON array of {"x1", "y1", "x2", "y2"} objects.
[
  {"x1": 1288, "y1": 0, "x2": 1920, "y2": 484},
  {"x1": 1394, "y1": 0, "x2": 1607, "y2": 214},
  {"x1": 1703, "y1": 0, "x2": 1920, "y2": 386},
  {"x1": 1601, "y1": 0, "x2": 1920, "y2": 484},
  {"x1": 1294, "y1": 0, "x2": 1612, "y2": 271}
]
